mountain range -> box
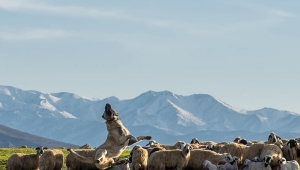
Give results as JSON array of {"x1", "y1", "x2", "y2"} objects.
[{"x1": 0, "y1": 85, "x2": 300, "y2": 147}]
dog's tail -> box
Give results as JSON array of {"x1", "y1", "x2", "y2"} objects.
[{"x1": 67, "y1": 148, "x2": 94, "y2": 164}]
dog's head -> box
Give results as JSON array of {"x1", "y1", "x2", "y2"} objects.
[{"x1": 102, "y1": 103, "x2": 118, "y2": 121}]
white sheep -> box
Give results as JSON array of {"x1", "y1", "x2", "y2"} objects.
[
  {"x1": 6, "y1": 146, "x2": 47, "y2": 170},
  {"x1": 243, "y1": 158, "x2": 272, "y2": 170},
  {"x1": 147, "y1": 143, "x2": 191, "y2": 170},
  {"x1": 38, "y1": 149, "x2": 64, "y2": 170},
  {"x1": 203, "y1": 160, "x2": 217, "y2": 170},
  {"x1": 278, "y1": 157, "x2": 300, "y2": 170},
  {"x1": 183, "y1": 149, "x2": 233, "y2": 170},
  {"x1": 224, "y1": 155, "x2": 238, "y2": 170}
]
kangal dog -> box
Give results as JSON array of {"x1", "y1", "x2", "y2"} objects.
[{"x1": 68, "y1": 103, "x2": 151, "y2": 169}]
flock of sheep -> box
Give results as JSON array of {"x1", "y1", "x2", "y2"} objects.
[{"x1": 5, "y1": 132, "x2": 300, "y2": 170}]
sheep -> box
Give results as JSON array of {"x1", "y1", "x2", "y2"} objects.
[
  {"x1": 130, "y1": 145, "x2": 148, "y2": 170},
  {"x1": 218, "y1": 142, "x2": 249, "y2": 168},
  {"x1": 224, "y1": 156, "x2": 238, "y2": 170},
  {"x1": 233, "y1": 137, "x2": 248, "y2": 145},
  {"x1": 145, "y1": 140, "x2": 186, "y2": 150},
  {"x1": 66, "y1": 149, "x2": 98, "y2": 170},
  {"x1": 147, "y1": 143, "x2": 191, "y2": 170},
  {"x1": 243, "y1": 158, "x2": 272, "y2": 170},
  {"x1": 217, "y1": 164, "x2": 227, "y2": 170},
  {"x1": 244, "y1": 142, "x2": 265, "y2": 161},
  {"x1": 38, "y1": 149, "x2": 64, "y2": 170},
  {"x1": 106, "y1": 159, "x2": 131, "y2": 170},
  {"x1": 80, "y1": 143, "x2": 93, "y2": 149},
  {"x1": 267, "y1": 132, "x2": 282, "y2": 144},
  {"x1": 260, "y1": 144, "x2": 283, "y2": 169},
  {"x1": 6, "y1": 146, "x2": 47, "y2": 170},
  {"x1": 183, "y1": 149, "x2": 233, "y2": 170},
  {"x1": 285, "y1": 138, "x2": 300, "y2": 162},
  {"x1": 203, "y1": 160, "x2": 218, "y2": 170},
  {"x1": 252, "y1": 156, "x2": 260, "y2": 162},
  {"x1": 278, "y1": 157, "x2": 300, "y2": 170}
]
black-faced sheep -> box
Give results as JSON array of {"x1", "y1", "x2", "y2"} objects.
[
  {"x1": 285, "y1": 138, "x2": 300, "y2": 162},
  {"x1": 6, "y1": 146, "x2": 47, "y2": 170},
  {"x1": 278, "y1": 157, "x2": 300, "y2": 170},
  {"x1": 260, "y1": 144, "x2": 283, "y2": 169},
  {"x1": 38, "y1": 149, "x2": 64, "y2": 170},
  {"x1": 183, "y1": 149, "x2": 233, "y2": 170},
  {"x1": 147, "y1": 143, "x2": 191, "y2": 170}
]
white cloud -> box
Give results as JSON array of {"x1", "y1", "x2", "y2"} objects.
[{"x1": 0, "y1": 29, "x2": 72, "y2": 42}]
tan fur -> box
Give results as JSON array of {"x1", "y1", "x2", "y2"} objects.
[
  {"x1": 183, "y1": 149, "x2": 232, "y2": 170},
  {"x1": 147, "y1": 140, "x2": 186, "y2": 150},
  {"x1": 6, "y1": 147, "x2": 45, "y2": 170},
  {"x1": 68, "y1": 104, "x2": 151, "y2": 169},
  {"x1": 244, "y1": 142, "x2": 265, "y2": 161},
  {"x1": 131, "y1": 146, "x2": 148, "y2": 170},
  {"x1": 260, "y1": 144, "x2": 283, "y2": 168},
  {"x1": 148, "y1": 144, "x2": 191, "y2": 170},
  {"x1": 66, "y1": 149, "x2": 99, "y2": 170},
  {"x1": 218, "y1": 142, "x2": 249, "y2": 167},
  {"x1": 39, "y1": 149, "x2": 64, "y2": 170}
]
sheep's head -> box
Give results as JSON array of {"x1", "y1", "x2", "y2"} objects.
[
  {"x1": 190, "y1": 138, "x2": 200, "y2": 144},
  {"x1": 206, "y1": 144, "x2": 214, "y2": 150},
  {"x1": 243, "y1": 159, "x2": 251, "y2": 166},
  {"x1": 223, "y1": 153, "x2": 233, "y2": 163},
  {"x1": 268, "y1": 132, "x2": 281, "y2": 144},
  {"x1": 35, "y1": 146, "x2": 47, "y2": 155},
  {"x1": 278, "y1": 157, "x2": 287, "y2": 165},
  {"x1": 145, "y1": 140, "x2": 158, "y2": 146},
  {"x1": 234, "y1": 136, "x2": 241, "y2": 143},
  {"x1": 176, "y1": 141, "x2": 186, "y2": 149},
  {"x1": 239, "y1": 138, "x2": 248, "y2": 145},
  {"x1": 287, "y1": 138, "x2": 298, "y2": 148},
  {"x1": 203, "y1": 160, "x2": 209, "y2": 166},
  {"x1": 102, "y1": 103, "x2": 118, "y2": 121},
  {"x1": 183, "y1": 144, "x2": 192, "y2": 156},
  {"x1": 262, "y1": 155, "x2": 272, "y2": 167},
  {"x1": 252, "y1": 156, "x2": 260, "y2": 162}
]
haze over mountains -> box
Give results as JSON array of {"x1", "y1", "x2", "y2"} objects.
[{"x1": 0, "y1": 85, "x2": 300, "y2": 147}]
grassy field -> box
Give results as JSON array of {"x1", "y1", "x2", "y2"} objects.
[{"x1": 0, "y1": 148, "x2": 131, "y2": 170}]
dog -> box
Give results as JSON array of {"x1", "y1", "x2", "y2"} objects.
[{"x1": 68, "y1": 103, "x2": 151, "y2": 169}]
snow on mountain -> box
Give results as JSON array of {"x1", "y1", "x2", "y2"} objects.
[{"x1": 0, "y1": 85, "x2": 300, "y2": 147}]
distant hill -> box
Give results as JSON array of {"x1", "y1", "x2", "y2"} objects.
[{"x1": 0, "y1": 124, "x2": 79, "y2": 148}]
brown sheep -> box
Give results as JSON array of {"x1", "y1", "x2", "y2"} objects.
[
  {"x1": 183, "y1": 149, "x2": 233, "y2": 170},
  {"x1": 218, "y1": 142, "x2": 249, "y2": 168},
  {"x1": 260, "y1": 144, "x2": 283, "y2": 169},
  {"x1": 148, "y1": 144, "x2": 191, "y2": 170},
  {"x1": 130, "y1": 145, "x2": 148, "y2": 170},
  {"x1": 39, "y1": 149, "x2": 64, "y2": 170},
  {"x1": 6, "y1": 146, "x2": 47, "y2": 170}
]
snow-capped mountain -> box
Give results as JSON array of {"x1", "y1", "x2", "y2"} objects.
[{"x1": 0, "y1": 85, "x2": 299, "y2": 147}]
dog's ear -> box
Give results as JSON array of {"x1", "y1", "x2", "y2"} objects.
[{"x1": 105, "y1": 103, "x2": 111, "y2": 112}]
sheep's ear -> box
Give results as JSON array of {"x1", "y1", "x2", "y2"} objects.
[{"x1": 44, "y1": 147, "x2": 48, "y2": 150}]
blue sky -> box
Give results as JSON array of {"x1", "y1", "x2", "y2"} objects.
[{"x1": 0, "y1": 0, "x2": 299, "y2": 113}]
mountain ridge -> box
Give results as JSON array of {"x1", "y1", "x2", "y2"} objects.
[{"x1": 0, "y1": 85, "x2": 300, "y2": 147}]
